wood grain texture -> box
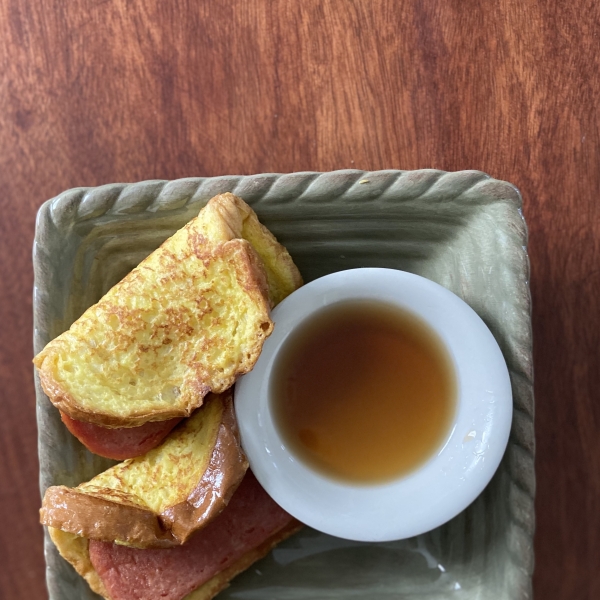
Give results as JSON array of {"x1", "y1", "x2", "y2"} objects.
[{"x1": 0, "y1": 1, "x2": 598, "y2": 598}]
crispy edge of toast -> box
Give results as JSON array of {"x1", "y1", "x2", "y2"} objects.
[{"x1": 199, "y1": 193, "x2": 303, "y2": 306}]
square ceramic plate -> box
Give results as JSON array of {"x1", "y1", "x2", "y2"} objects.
[{"x1": 34, "y1": 170, "x2": 534, "y2": 600}]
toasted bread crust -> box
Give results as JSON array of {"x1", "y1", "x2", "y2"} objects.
[
  {"x1": 41, "y1": 393, "x2": 248, "y2": 549},
  {"x1": 161, "y1": 394, "x2": 247, "y2": 543},
  {"x1": 199, "y1": 193, "x2": 303, "y2": 306},
  {"x1": 44, "y1": 486, "x2": 178, "y2": 548}
]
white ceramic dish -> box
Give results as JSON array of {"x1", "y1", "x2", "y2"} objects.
[{"x1": 236, "y1": 268, "x2": 513, "y2": 542}]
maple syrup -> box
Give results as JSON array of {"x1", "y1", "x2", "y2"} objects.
[{"x1": 271, "y1": 300, "x2": 457, "y2": 484}]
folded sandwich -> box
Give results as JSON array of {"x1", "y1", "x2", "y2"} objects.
[
  {"x1": 49, "y1": 472, "x2": 301, "y2": 600},
  {"x1": 42, "y1": 391, "x2": 301, "y2": 600},
  {"x1": 41, "y1": 391, "x2": 246, "y2": 548},
  {"x1": 34, "y1": 193, "x2": 302, "y2": 458}
]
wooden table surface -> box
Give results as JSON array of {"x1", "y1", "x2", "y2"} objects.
[{"x1": 1, "y1": 1, "x2": 599, "y2": 598}]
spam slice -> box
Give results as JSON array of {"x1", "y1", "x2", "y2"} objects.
[
  {"x1": 41, "y1": 392, "x2": 248, "y2": 548},
  {"x1": 49, "y1": 472, "x2": 302, "y2": 600},
  {"x1": 60, "y1": 411, "x2": 182, "y2": 460}
]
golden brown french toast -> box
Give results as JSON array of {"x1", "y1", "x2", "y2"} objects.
[
  {"x1": 33, "y1": 193, "x2": 302, "y2": 428},
  {"x1": 41, "y1": 392, "x2": 248, "y2": 548}
]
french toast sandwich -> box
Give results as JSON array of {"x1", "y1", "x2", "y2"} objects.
[
  {"x1": 42, "y1": 392, "x2": 301, "y2": 600},
  {"x1": 41, "y1": 391, "x2": 247, "y2": 549},
  {"x1": 34, "y1": 193, "x2": 302, "y2": 453},
  {"x1": 48, "y1": 473, "x2": 302, "y2": 600}
]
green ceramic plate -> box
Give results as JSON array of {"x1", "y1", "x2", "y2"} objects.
[{"x1": 34, "y1": 169, "x2": 534, "y2": 600}]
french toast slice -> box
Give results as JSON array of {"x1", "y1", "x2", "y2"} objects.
[
  {"x1": 34, "y1": 193, "x2": 301, "y2": 429},
  {"x1": 41, "y1": 392, "x2": 248, "y2": 548}
]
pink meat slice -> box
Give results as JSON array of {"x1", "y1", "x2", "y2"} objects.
[
  {"x1": 61, "y1": 411, "x2": 182, "y2": 460},
  {"x1": 89, "y1": 472, "x2": 296, "y2": 600}
]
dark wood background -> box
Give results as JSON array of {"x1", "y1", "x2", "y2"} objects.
[{"x1": 1, "y1": 1, "x2": 598, "y2": 598}]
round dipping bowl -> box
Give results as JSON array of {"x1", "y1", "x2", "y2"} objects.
[{"x1": 235, "y1": 268, "x2": 512, "y2": 542}]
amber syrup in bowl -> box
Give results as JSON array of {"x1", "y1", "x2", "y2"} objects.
[{"x1": 271, "y1": 300, "x2": 456, "y2": 484}]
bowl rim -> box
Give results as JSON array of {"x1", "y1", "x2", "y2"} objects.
[{"x1": 235, "y1": 267, "x2": 513, "y2": 541}]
